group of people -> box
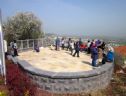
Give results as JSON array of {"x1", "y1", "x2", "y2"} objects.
[
  {"x1": 8, "y1": 37, "x2": 114, "y2": 68},
  {"x1": 55, "y1": 37, "x2": 82, "y2": 57},
  {"x1": 8, "y1": 40, "x2": 40, "y2": 57},
  {"x1": 55, "y1": 37, "x2": 114, "y2": 67},
  {"x1": 87, "y1": 39, "x2": 114, "y2": 67}
]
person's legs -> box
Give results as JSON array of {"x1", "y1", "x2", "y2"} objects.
[
  {"x1": 63, "y1": 44, "x2": 64, "y2": 50},
  {"x1": 55, "y1": 45, "x2": 57, "y2": 50},
  {"x1": 57, "y1": 45, "x2": 60, "y2": 51},
  {"x1": 73, "y1": 50, "x2": 77, "y2": 57},
  {"x1": 102, "y1": 54, "x2": 107, "y2": 64},
  {"x1": 71, "y1": 48, "x2": 73, "y2": 55},
  {"x1": 11, "y1": 49, "x2": 14, "y2": 56},
  {"x1": 36, "y1": 47, "x2": 40, "y2": 52},
  {"x1": 67, "y1": 45, "x2": 69, "y2": 51},
  {"x1": 102, "y1": 58, "x2": 106, "y2": 64},
  {"x1": 87, "y1": 48, "x2": 89, "y2": 53},
  {"x1": 57, "y1": 45, "x2": 59, "y2": 50},
  {"x1": 56, "y1": 45, "x2": 58, "y2": 50},
  {"x1": 62, "y1": 44, "x2": 63, "y2": 49},
  {"x1": 69, "y1": 47, "x2": 72, "y2": 54},
  {"x1": 15, "y1": 49, "x2": 18, "y2": 56},
  {"x1": 67, "y1": 44, "x2": 70, "y2": 51},
  {"x1": 14, "y1": 49, "x2": 17, "y2": 56},
  {"x1": 89, "y1": 47, "x2": 91, "y2": 54},
  {"x1": 92, "y1": 59, "x2": 96, "y2": 67},
  {"x1": 87, "y1": 47, "x2": 90, "y2": 54},
  {"x1": 61, "y1": 44, "x2": 63, "y2": 49},
  {"x1": 77, "y1": 50, "x2": 79, "y2": 57}
]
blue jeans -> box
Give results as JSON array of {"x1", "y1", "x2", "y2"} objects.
[{"x1": 92, "y1": 59, "x2": 97, "y2": 67}]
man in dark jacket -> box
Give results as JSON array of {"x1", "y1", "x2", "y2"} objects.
[
  {"x1": 55, "y1": 37, "x2": 60, "y2": 50},
  {"x1": 91, "y1": 44, "x2": 98, "y2": 67},
  {"x1": 73, "y1": 41, "x2": 80, "y2": 57},
  {"x1": 67, "y1": 38, "x2": 71, "y2": 51}
]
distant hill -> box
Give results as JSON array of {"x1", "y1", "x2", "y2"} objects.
[
  {"x1": 45, "y1": 33, "x2": 57, "y2": 37},
  {"x1": 44, "y1": 33, "x2": 126, "y2": 45}
]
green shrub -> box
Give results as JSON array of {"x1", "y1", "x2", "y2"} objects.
[
  {"x1": 0, "y1": 79, "x2": 4, "y2": 85},
  {"x1": 0, "y1": 91, "x2": 7, "y2": 96}
]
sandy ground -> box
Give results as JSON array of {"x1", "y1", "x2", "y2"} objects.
[{"x1": 18, "y1": 47, "x2": 93, "y2": 72}]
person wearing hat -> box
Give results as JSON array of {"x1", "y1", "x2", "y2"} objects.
[{"x1": 91, "y1": 44, "x2": 98, "y2": 67}]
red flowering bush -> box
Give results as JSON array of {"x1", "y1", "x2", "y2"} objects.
[
  {"x1": 113, "y1": 46, "x2": 126, "y2": 73},
  {"x1": 6, "y1": 60, "x2": 37, "y2": 96},
  {"x1": 114, "y1": 46, "x2": 126, "y2": 57}
]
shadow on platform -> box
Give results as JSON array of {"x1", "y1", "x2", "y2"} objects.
[{"x1": 82, "y1": 61, "x2": 91, "y2": 66}]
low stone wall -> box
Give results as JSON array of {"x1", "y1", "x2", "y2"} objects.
[{"x1": 10, "y1": 56, "x2": 113, "y2": 94}]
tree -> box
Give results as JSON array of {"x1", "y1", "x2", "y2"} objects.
[{"x1": 3, "y1": 12, "x2": 43, "y2": 43}]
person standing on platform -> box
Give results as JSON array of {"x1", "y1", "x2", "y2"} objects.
[
  {"x1": 91, "y1": 44, "x2": 98, "y2": 67},
  {"x1": 12, "y1": 40, "x2": 18, "y2": 56},
  {"x1": 61, "y1": 38, "x2": 65, "y2": 50},
  {"x1": 73, "y1": 41, "x2": 80, "y2": 57},
  {"x1": 4, "y1": 40, "x2": 7, "y2": 58},
  {"x1": 106, "y1": 45, "x2": 114, "y2": 62},
  {"x1": 79, "y1": 38, "x2": 82, "y2": 46},
  {"x1": 87, "y1": 40, "x2": 91, "y2": 54},
  {"x1": 67, "y1": 38, "x2": 71, "y2": 51},
  {"x1": 55, "y1": 37, "x2": 60, "y2": 51},
  {"x1": 70, "y1": 40, "x2": 75, "y2": 55},
  {"x1": 34, "y1": 44, "x2": 40, "y2": 52}
]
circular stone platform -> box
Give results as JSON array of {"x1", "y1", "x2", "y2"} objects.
[
  {"x1": 18, "y1": 47, "x2": 93, "y2": 72},
  {"x1": 9, "y1": 47, "x2": 113, "y2": 94}
]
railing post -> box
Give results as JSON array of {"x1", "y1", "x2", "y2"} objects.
[
  {"x1": 41, "y1": 38, "x2": 43, "y2": 47},
  {"x1": 27, "y1": 39, "x2": 29, "y2": 49},
  {"x1": 41, "y1": 39, "x2": 43, "y2": 47},
  {"x1": 37, "y1": 39, "x2": 39, "y2": 47},
  {"x1": 33, "y1": 40, "x2": 34, "y2": 50},
  {"x1": 21, "y1": 40, "x2": 23, "y2": 51}
]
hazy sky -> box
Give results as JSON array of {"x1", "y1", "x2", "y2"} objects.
[{"x1": 1, "y1": 0, "x2": 126, "y2": 37}]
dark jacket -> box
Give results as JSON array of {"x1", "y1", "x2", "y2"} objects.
[
  {"x1": 56, "y1": 38, "x2": 60, "y2": 46},
  {"x1": 91, "y1": 47, "x2": 98, "y2": 60},
  {"x1": 75, "y1": 41, "x2": 80, "y2": 51}
]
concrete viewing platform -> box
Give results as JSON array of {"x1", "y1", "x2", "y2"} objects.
[
  {"x1": 18, "y1": 47, "x2": 93, "y2": 72},
  {"x1": 9, "y1": 47, "x2": 113, "y2": 94}
]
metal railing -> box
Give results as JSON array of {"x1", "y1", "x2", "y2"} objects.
[{"x1": 17, "y1": 37, "x2": 55, "y2": 51}]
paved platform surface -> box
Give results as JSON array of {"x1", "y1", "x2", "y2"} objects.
[{"x1": 18, "y1": 47, "x2": 92, "y2": 72}]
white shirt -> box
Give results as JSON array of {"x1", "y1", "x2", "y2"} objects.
[
  {"x1": 61, "y1": 40, "x2": 64, "y2": 44},
  {"x1": 108, "y1": 45, "x2": 114, "y2": 52},
  {"x1": 87, "y1": 42, "x2": 91, "y2": 48},
  {"x1": 13, "y1": 43, "x2": 17, "y2": 49},
  {"x1": 70, "y1": 42, "x2": 74, "y2": 49}
]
